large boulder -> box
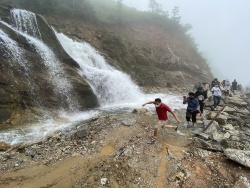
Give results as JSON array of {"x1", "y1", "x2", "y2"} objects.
[
  {"x1": 0, "y1": 5, "x2": 98, "y2": 125},
  {"x1": 207, "y1": 112, "x2": 227, "y2": 125},
  {"x1": 228, "y1": 97, "x2": 247, "y2": 107},
  {"x1": 224, "y1": 149, "x2": 250, "y2": 168},
  {"x1": 76, "y1": 124, "x2": 90, "y2": 138},
  {"x1": 224, "y1": 106, "x2": 236, "y2": 114}
]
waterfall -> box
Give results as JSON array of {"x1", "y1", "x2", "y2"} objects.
[
  {"x1": 0, "y1": 28, "x2": 26, "y2": 66},
  {"x1": 55, "y1": 32, "x2": 143, "y2": 106},
  {"x1": 10, "y1": 9, "x2": 41, "y2": 39},
  {"x1": 0, "y1": 28, "x2": 38, "y2": 100},
  {"x1": 0, "y1": 9, "x2": 77, "y2": 110}
]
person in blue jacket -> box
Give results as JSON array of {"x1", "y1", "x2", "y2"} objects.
[{"x1": 183, "y1": 92, "x2": 200, "y2": 128}]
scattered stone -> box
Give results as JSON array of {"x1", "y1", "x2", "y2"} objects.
[
  {"x1": 0, "y1": 142, "x2": 11, "y2": 151},
  {"x1": 132, "y1": 108, "x2": 148, "y2": 114},
  {"x1": 76, "y1": 125, "x2": 90, "y2": 138},
  {"x1": 207, "y1": 112, "x2": 227, "y2": 125},
  {"x1": 223, "y1": 124, "x2": 235, "y2": 131},
  {"x1": 193, "y1": 128, "x2": 211, "y2": 140},
  {"x1": 233, "y1": 176, "x2": 250, "y2": 188},
  {"x1": 121, "y1": 119, "x2": 136, "y2": 126},
  {"x1": 224, "y1": 149, "x2": 250, "y2": 168},
  {"x1": 101, "y1": 178, "x2": 108, "y2": 185},
  {"x1": 224, "y1": 106, "x2": 236, "y2": 114}
]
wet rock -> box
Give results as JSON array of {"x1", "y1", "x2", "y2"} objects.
[
  {"x1": 223, "y1": 124, "x2": 235, "y2": 131},
  {"x1": 76, "y1": 124, "x2": 90, "y2": 138},
  {"x1": 224, "y1": 149, "x2": 250, "y2": 168},
  {"x1": 193, "y1": 130, "x2": 210, "y2": 141},
  {"x1": 207, "y1": 112, "x2": 227, "y2": 125},
  {"x1": 211, "y1": 131, "x2": 225, "y2": 142},
  {"x1": 203, "y1": 120, "x2": 220, "y2": 134},
  {"x1": 121, "y1": 119, "x2": 136, "y2": 126},
  {"x1": 228, "y1": 97, "x2": 248, "y2": 107},
  {"x1": 132, "y1": 108, "x2": 148, "y2": 114},
  {"x1": 233, "y1": 176, "x2": 250, "y2": 188},
  {"x1": 0, "y1": 142, "x2": 11, "y2": 151},
  {"x1": 224, "y1": 106, "x2": 236, "y2": 114}
]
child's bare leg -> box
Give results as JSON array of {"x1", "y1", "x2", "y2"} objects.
[
  {"x1": 154, "y1": 128, "x2": 158, "y2": 137},
  {"x1": 163, "y1": 125, "x2": 178, "y2": 129}
]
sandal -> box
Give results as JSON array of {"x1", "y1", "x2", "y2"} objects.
[
  {"x1": 175, "y1": 126, "x2": 178, "y2": 131},
  {"x1": 187, "y1": 125, "x2": 192, "y2": 128}
]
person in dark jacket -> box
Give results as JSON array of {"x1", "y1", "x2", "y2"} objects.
[
  {"x1": 232, "y1": 79, "x2": 238, "y2": 92},
  {"x1": 195, "y1": 86, "x2": 208, "y2": 115},
  {"x1": 183, "y1": 92, "x2": 200, "y2": 128}
]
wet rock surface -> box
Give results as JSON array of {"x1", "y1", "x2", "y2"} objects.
[{"x1": 0, "y1": 89, "x2": 250, "y2": 187}]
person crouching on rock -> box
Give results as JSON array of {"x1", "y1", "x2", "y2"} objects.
[
  {"x1": 142, "y1": 98, "x2": 180, "y2": 143},
  {"x1": 183, "y1": 92, "x2": 200, "y2": 128}
]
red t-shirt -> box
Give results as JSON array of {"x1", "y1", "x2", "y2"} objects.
[{"x1": 155, "y1": 103, "x2": 172, "y2": 120}]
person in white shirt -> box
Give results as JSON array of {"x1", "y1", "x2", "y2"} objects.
[{"x1": 211, "y1": 84, "x2": 223, "y2": 110}]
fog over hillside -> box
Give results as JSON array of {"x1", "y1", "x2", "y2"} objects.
[{"x1": 124, "y1": 0, "x2": 250, "y2": 86}]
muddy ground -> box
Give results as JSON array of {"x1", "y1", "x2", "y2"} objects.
[{"x1": 0, "y1": 90, "x2": 250, "y2": 188}]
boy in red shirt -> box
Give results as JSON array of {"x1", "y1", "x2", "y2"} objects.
[{"x1": 142, "y1": 98, "x2": 180, "y2": 142}]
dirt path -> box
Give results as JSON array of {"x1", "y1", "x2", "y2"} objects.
[{"x1": 1, "y1": 109, "x2": 250, "y2": 188}]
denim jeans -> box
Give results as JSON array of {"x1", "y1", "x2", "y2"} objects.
[{"x1": 213, "y1": 96, "x2": 221, "y2": 108}]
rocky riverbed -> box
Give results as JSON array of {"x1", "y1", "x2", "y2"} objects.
[{"x1": 0, "y1": 88, "x2": 250, "y2": 188}]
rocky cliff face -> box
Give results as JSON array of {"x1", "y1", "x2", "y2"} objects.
[
  {"x1": 0, "y1": 5, "x2": 98, "y2": 125},
  {"x1": 45, "y1": 16, "x2": 213, "y2": 87}
]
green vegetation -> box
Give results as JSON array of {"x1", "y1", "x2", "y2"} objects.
[{"x1": 3, "y1": 0, "x2": 192, "y2": 35}]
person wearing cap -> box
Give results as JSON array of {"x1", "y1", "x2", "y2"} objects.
[
  {"x1": 183, "y1": 92, "x2": 199, "y2": 128},
  {"x1": 195, "y1": 86, "x2": 207, "y2": 115}
]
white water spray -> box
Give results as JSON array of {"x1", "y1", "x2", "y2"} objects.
[
  {"x1": 10, "y1": 9, "x2": 41, "y2": 39},
  {"x1": 0, "y1": 11, "x2": 77, "y2": 110},
  {"x1": 55, "y1": 32, "x2": 143, "y2": 106}
]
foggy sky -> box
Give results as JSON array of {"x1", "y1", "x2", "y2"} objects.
[{"x1": 123, "y1": 0, "x2": 250, "y2": 86}]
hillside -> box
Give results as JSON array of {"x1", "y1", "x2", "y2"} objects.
[{"x1": 3, "y1": 0, "x2": 213, "y2": 87}]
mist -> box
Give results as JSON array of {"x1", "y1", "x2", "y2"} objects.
[{"x1": 123, "y1": 0, "x2": 250, "y2": 87}]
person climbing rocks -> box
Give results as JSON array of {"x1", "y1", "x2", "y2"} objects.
[
  {"x1": 183, "y1": 92, "x2": 200, "y2": 128},
  {"x1": 232, "y1": 79, "x2": 238, "y2": 92},
  {"x1": 142, "y1": 98, "x2": 180, "y2": 143},
  {"x1": 211, "y1": 84, "x2": 223, "y2": 110},
  {"x1": 224, "y1": 79, "x2": 230, "y2": 96},
  {"x1": 195, "y1": 86, "x2": 207, "y2": 115}
]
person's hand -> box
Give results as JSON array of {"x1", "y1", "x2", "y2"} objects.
[{"x1": 176, "y1": 118, "x2": 181, "y2": 123}]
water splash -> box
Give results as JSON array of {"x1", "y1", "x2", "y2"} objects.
[
  {"x1": 10, "y1": 9, "x2": 41, "y2": 39},
  {"x1": 0, "y1": 20, "x2": 77, "y2": 110},
  {"x1": 55, "y1": 31, "x2": 143, "y2": 106}
]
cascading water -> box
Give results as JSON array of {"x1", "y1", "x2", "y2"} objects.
[
  {"x1": 0, "y1": 28, "x2": 38, "y2": 102},
  {"x1": 0, "y1": 9, "x2": 77, "y2": 110},
  {"x1": 10, "y1": 9, "x2": 41, "y2": 39},
  {"x1": 55, "y1": 32, "x2": 144, "y2": 107},
  {"x1": 55, "y1": 32, "x2": 184, "y2": 110}
]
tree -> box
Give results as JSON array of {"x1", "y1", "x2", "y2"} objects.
[
  {"x1": 171, "y1": 6, "x2": 181, "y2": 24},
  {"x1": 148, "y1": 0, "x2": 167, "y2": 16},
  {"x1": 117, "y1": 0, "x2": 123, "y2": 9}
]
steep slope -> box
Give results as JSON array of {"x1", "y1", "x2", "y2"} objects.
[
  {"x1": 45, "y1": 16, "x2": 213, "y2": 87},
  {"x1": 0, "y1": 5, "x2": 98, "y2": 124}
]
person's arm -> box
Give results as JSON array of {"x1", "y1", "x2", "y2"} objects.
[
  {"x1": 142, "y1": 101, "x2": 155, "y2": 107},
  {"x1": 183, "y1": 97, "x2": 188, "y2": 104},
  {"x1": 169, "y1": 110, "x2": 181, "y2": 123}
]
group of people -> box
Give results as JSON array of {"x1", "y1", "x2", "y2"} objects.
[{"x1": 142, "y1": 78, "x2": 242, "y2": 143}]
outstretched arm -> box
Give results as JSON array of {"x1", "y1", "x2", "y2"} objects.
[
  {"x1": 170, "y1": 110, "x2": 181, "y2": 123},
  {"x1": 142, "y1": 101, "x2": 155, "y2": 107}
]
